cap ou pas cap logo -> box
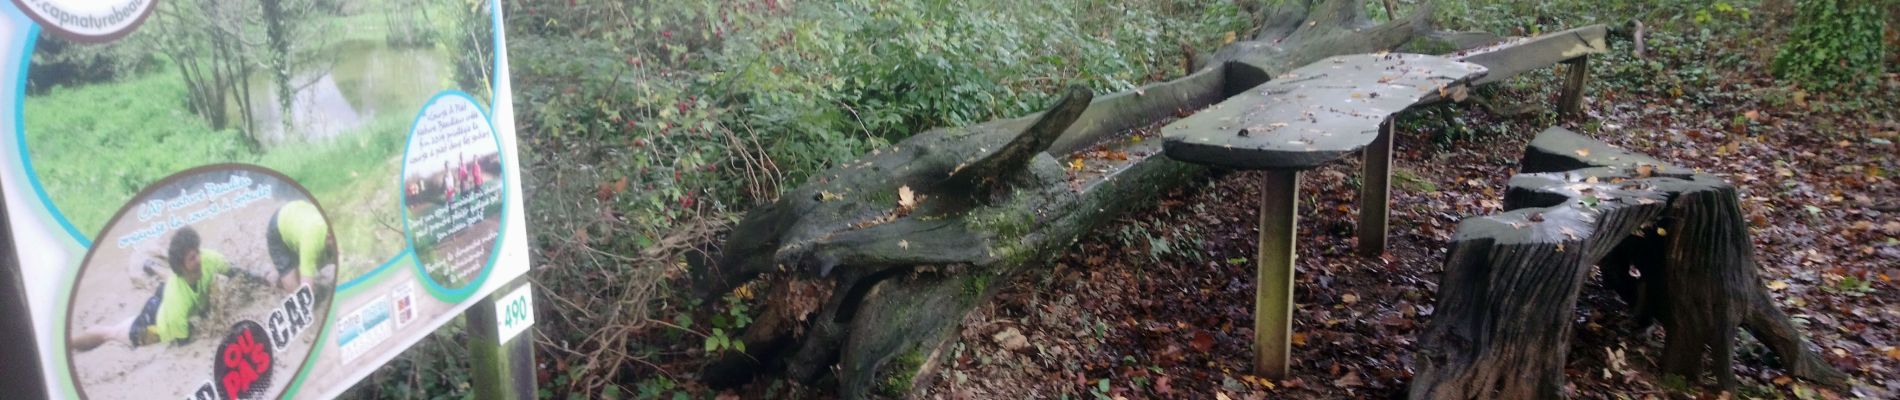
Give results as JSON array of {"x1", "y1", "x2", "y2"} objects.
[{"x1": 12, "y1": 0, "x2": 158, "y2": 43}]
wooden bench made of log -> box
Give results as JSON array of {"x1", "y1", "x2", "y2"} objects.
[
  {"x1": 1407, "y1": 127, "x2": 1847, "y2": 399},
  {"x1": 701, "y1": 4, "x2": 1613, "y2": 395},
  {"x1": 1159, "y1": 25, "x2": 1609, "y2": 378}
]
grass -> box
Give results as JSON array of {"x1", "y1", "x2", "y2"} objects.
[
  {"x1": 25, "y1": 1, "x2": 477, "y2": 279},
  {"x1": 24, "y1": 64, "x2": 409, "y2": 280}
]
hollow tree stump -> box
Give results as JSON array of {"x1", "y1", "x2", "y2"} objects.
[{"x1": 1408, "y1": 128, "x2": 1847, "y2": 399}]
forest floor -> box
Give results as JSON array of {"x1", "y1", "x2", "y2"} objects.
[
  {"x1": 918, "y1": 52, "x2": 1900, "y2": 399},
  {"x1": 443, "y1": 3, "x2": 1900, "y2": 400}
]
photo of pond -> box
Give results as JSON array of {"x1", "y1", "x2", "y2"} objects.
[{"x1": 20, "y1": 0, "x2": 497, "y2": 284}]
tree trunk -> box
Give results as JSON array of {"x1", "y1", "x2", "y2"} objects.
[
  {"x1": 701, "y1": 0, "x2": 1438, "y2": 397},
  {"x1": 1411, "y1": 170, "x2": 1668, "y2": 399},
  {"x1": 262, "y1": 0, "x2": 296, "y2": 137},
  {"x1": 1409, "y1": 128, "x2": 1847, "y2": 399}
]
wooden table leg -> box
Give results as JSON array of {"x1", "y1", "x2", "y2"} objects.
[
  {"x1": 1558, "y1": 56, "x2": 1590, "y2": 118},
  {"x1": 1256, "y1": 170, "x2": 1300, "y2": 378},
  {"x1": 1357, "y1": 121, "x2": 1393, "y2": 258}
]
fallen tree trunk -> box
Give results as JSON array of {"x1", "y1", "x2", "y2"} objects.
[
  {"x1": 1408, "y1": 128, "x2": 1847, "y2": 399},
  {"x1": 700, "y1": 0, "x2": 1440, "y2": 397}
]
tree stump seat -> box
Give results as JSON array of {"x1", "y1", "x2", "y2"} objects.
[{"x1": 1407, "y1": 127, "x2": 1848, "y2": 399}]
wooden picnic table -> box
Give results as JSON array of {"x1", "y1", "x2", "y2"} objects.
[
  {"x1": 1155, "y1": 23, "x2": 1610, "y2": 379},
  {"x1": 1162, "y1": 52, "x2": 1487, "y2": 378}
]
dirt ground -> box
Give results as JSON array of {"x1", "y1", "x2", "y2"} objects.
[{"x1": 922, "y1": 84, "x2": 1900, "y2": 398}]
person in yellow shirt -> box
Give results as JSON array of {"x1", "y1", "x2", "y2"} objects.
[
  {"x1": 265, "y1": 200, "x2": 334, "y2": 292},
  {"x1": 71, "y1": 227, "x2": 246, "y2": 350}
]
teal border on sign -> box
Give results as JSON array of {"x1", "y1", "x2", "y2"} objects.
[
  {"x1": 287, "y1": 0, "x2": 509, "y2": 396},
  {"x1": 10, "y1": 24, "x2": 90, "y2": 249},
  {"x1": 334, "y1": 251, "x2": 407, "y2": 292},
  {"x1": 332, "y1": 0, "x2": 508, "y2": 293},
  {"x1": 397, "y1": 90, "x2": 509, "y2": 303},
  {"x1": 7, "y1": 5, "x2": 85, "y2": 396},
  {"x1": 333, "y1": 249, "x2": 410, "y2": 293}
]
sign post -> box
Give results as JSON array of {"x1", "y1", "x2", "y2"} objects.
[
  {"x1": 1, "y1": 202, "x2": 49, "y2": 398},
  {"x1": 0, "y1": 0, "x2": 538, "y2": 397},
  {"x1": 466, "y1": 277, "x2": 536, "y2": 399}
]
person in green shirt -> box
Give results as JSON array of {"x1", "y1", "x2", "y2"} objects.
[
  {"x1": 265, "y1": 200, "x2": 335, "y2": 292},
  {"x1": 71, "y1": 227, "x2": 251, "y2": 350}
]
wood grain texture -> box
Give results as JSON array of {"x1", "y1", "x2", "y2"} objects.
[{"x1": 1409, "y1": 128, "x2": 1846, "y2": 399}]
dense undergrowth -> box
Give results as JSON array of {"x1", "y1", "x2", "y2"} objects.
[
  {"x1": 345, "y1": 0, "x2": 1251, "y2": 397},
  {"x1": 344, "y1": 0, "x2": 1897, "y2": 398}
]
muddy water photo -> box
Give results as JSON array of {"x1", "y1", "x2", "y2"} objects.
[{"x1": 62, "y1": 166, "x2": 334, "y2": 400}]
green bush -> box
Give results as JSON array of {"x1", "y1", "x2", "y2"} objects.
[
  {"x1": 498, "y1": 1, "x2": 1251, "y2": 396},
  {"x1": 507, "y1": 0, "x2": 1250, "y2": 265},
  {"x1": 1773, "y1": 0, "x2": 1889, "y2": 92}
]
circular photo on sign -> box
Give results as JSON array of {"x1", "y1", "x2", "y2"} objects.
[
  {"x1": 10, "y1": 0, "x2": 158, "y2": 43},
  {"x1": 400, "y1": 91, "x2": 505, "y2": 300},
  {"x1": 63, "y1": 164, "x2": 336, "y2": 400}
]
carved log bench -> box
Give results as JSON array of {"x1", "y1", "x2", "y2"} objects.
[{"x1": 698, "y1": 12, "x2": 1617, "y2": 394}]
